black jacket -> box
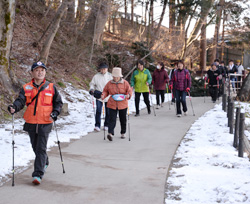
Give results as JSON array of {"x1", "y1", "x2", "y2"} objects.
[
  {"x1": 207, "y1": 69, "x2": 220, "y2": 86},
  {"x1": 13, "y1": 80, "x2": 63, "y2": 133}
]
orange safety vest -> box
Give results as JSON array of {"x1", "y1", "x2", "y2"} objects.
[{"x1": 23, "y1": 80, "x2": 54, "y2": 124}]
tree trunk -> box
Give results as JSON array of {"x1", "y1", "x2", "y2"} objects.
[
  {"x1": 124, "y1": 0, "x2": 127, "y2": 19},
  {"x1": 210, "y1": 0, "x2": 224, "y2": 64},
  {"x1": 66, "y1": 0, "x2": 75, "y2": 23},
  {"x1": 200, "y1": 18, "x2": 207, "y2": 75},
  {"x1": 131, "y1": 0, "x2": 134, "y2": 26},
  {"x1": 181, "y1": 0, "x2": 214, "y2": 59},
  {"x1": 0, "y1": 0, "x2": 17, "y2": 92},
  {"x1": 76, "y1": 0, "x2": 85, "y2": 26},
  {"x1": 150, "y1": 0, "x2": 168, "y2": 48},
  {"x1": 238, "y1": 73, "x2": 250, "y2": 101},
  {"x1": 40, "y1": 0, "x2": 68, "y2": 64},
  {"x1": 169, "y1": 0, "x2": 175, "y2": 34},
  {"x1": 80, "y1": 0, "x2": 111, "y2": 47}
]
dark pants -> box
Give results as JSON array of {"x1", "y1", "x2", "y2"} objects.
[
  {"x1": 156, "y1": 90, "x2": 165, "y2": 105},
  {"x1": 209, "y1": 86, "x2": 218, "y2": 102},
  {"x1": 175, "y1": 90, "x2": 187, "y2": 114},
  {"x1": 135, "y1": 92, "x2": 150, "y2": 114},
  {"x1": 28, "y1": 131, "x2": 49, "y2": 179},
  {"x1": 108, "y1": 108, "x2": 127, "y2": 135},
  {"x1": 95, "y1": 100, "x2": 110, "y2": 128},
  {"x1": 171, "y1": 88, "x2": 176, "y2": 103}
]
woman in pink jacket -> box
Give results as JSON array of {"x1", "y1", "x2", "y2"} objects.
[{"x1": 152, "y1": 62, "x2": 169, "y2": 109}]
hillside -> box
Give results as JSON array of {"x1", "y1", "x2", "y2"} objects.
[{"x1": 0, "y1": 1, "x2": 141, "y2": 121}]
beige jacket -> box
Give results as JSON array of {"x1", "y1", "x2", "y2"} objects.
[{"x1": 89, "y1": 72, "x2": 113, "y2": 102}]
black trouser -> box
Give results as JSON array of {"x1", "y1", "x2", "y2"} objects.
[
  {"x1": 209, "y1": 86, "x2": 218, "y2": 102},
  {"x1": 108, "y1": 108, "x2": 127, "y2": 135},
  {"x1": 135, "y1": 92, "x2": 150, "y2": 114},
  {"x1": 156, "y1": 90, "x2": 165, "y2": 105},
  {"x1": 28, "y1": 131, "x2": 49, "y2": 179}
]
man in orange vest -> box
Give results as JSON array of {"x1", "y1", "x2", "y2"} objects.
[{"x1": 8, "y1": 61, "x2": 63, "y2": 185}]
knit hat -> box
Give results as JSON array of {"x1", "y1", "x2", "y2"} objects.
[
  {"x1": 236, "y1": 59, "x2": 241, "y2": 63},
  {"x1": 98, "y1": 63, "x2": 108, "y2": 70},
  {"x1": 211, "y1": 62, "x2": 217, "y2": 67},
  {"x1": 112, "y1": 67, "x2": 123, "y2": 77},
  {"x1": 31, "y1": 61, "x2": 47, "y2": 71}
]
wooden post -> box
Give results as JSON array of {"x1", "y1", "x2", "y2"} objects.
[
  {"x1": 233, "y1": 107, "x2": 241, "y2": 148},
  {"x1": 238, "y1": 113, "x2": 245, "y2": 157},
  {"x1": 229, "y1": 101, "x2": 234, "y2": 134}
]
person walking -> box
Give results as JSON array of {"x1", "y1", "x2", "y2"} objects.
[
  {"x1": 8, "y1": 61, "x2": 63, "y2": 185},
  {"x1": 101, "y1": 67, "x2": 132, "y2": 141},
  {"x1": 89, "y1": 63, "x2": 113, "y2": 132},
  {"x1": 152, "y1": 62, "x2": 169, "y2": 109},
  {"x1": 130, "y1": 60, "x2": 152, "y2": 116},
  {"x1": 205, "y1": 63, "x2": 222, "y2": 103},
  {"x1": 169, "y1": 62, "x2": 178, "y2": 104},
  {"x1": 235, "y1": 59, "x2": 244, "y2": 89},
  {"x1": 228, "y1": 60, "x2": 238, "y2": 92},
  {"x1": 169, "y1": 60, "x2": 191, "y2": 117}
]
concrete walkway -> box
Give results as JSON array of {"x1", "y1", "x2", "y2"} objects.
[{"x1": 0, "y1": 97, "x2": 217, "y2": 204}]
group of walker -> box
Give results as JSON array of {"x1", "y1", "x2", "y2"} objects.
[
  {"x1": 89, "y1": 59, "x2": 192, "y2": 143},
  {"x1": 204, "y1": 58, "x2": 245, "y2": 103}
]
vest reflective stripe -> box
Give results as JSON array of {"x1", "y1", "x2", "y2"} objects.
[{"x1": 23, "y1": 81, "x2": 54, "y2": 124}]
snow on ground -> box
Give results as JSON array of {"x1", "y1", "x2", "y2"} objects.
[
  {"x1": 0, "y1": 83, "x2": 171, "y2": 185},
  {"x1": 165, "y1": 103, "x2": 250, "y2": 204}
]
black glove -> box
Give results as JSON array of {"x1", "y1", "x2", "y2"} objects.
[
  {"x1": 94, "y1": 90, "x2": 102, "y2": 99},
  {"x1": 50, "y1": 111, "x2": 58, "y2": 121},
  {"x1": 89, "y1": 89, "x2": 94, "y2": 96},
  {"x1": 8, "y1": 105, "x2": 15, "y2": 114}
]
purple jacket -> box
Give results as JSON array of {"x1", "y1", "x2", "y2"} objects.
[
  {"x1": 170, "y1": 69, "x2": 191, "y2": 91},
  {"x1": 152, "y1": 69, "x2": 169, "y2": 90}
]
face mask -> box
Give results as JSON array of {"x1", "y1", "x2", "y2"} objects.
[{"x1": 157, "y1": 65, "x2": 161, "y2": 69}]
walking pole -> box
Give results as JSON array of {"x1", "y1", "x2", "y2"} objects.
[
  {"x1": 128, "y1": 106, "x2": 131, "y2": 141},
  {"x1": 149, "y1": 87, "x2": 156, "y2": 116},
  {"x1": 204, "y1": 82, "x2": 206, "y2": 103},
  {"x1": 187, "y1": 91, "x2": 195, "y2": 116},
  {"x1": 102, "y1": 101, "x2": 106, "y2": 140},
  {"x1": 167, "y1": 85, "x2": 171, "y2": 110},
  {"x1": 170, "y1": 89, "x2": 177, "y2": 114},
  {"x1": 91, "y1": 96, "x2": 96, "y2": 118},
  {"x1": 11, "y1": 114, "x2": 15, "y2": 186},
  {"x1": 54, "y1": 121, "x2": 65, "y2": 173}
]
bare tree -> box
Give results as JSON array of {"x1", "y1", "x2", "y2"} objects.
[
  {"x1": 131, "y1": 0, "x2": 134, "y2": 26},
  {"x1": 65, "y1": 0, "x2": 75, "y2": 23},
  {"x1": 39, "y1": 0, "x2": 68, "y2": 64},
  {"x1": 76, "y1": 0, "x2": 86, "y2": 26},
  {"x1": 0, "y1": 0, "x2": 17, "y2": 92},
  {"x1": 200, "y1": 17, "x2": 207, "y2": 75},
  {"x1": 169, "y1": 0, "x2": 175, "y2": 34},
  {"x1": 80, "y1": 0, "x2": 111, "y2": 46},
  {"x1": 210, "y1": 0, "x2": 224, "y2": 63}
]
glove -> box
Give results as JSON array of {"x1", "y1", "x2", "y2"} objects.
[
  {"x1": 216, "y1": 76, "x2": 219, "y2": 80},
  {"x1": 186, "y1": 87, "x2": 190, "y2": 92},
  {"x1": 50, "y1": 111, "x2": 58, "y2": 121},
  {"x1": 93, "y1": 90, "x2": 102, "y2": 99},
  {"x1": 169, "y1": 85, "x2": 173, "y2": 90},
  {"x1": 204, "y1": 77, "x2": 207, "y2": 81},
  {"x1": 89, "y1": 89, "x2": 94, "y2": 96},
  {"x1": 8, "y1": 105, "x2": 15, "y2": 114}
]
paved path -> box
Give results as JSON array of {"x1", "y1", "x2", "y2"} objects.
[{"x1": 0, "y1": 97, "x2": 217, "y2": 204}]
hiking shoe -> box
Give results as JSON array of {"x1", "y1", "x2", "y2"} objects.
[
  {"x1": 184, "y1": 111, "x2": 188, "y2": 116},
  {"x1": 107, "y1": 134, "x2": 113, "y2": 141},
  {"x1": 121, "y1": 134, "x2": 126, "y2": 139},
  {"x1": 161, "y1": 104, "x2": 164, "y2": 107},
  {"x1": 177, "y1": 114, "x2": 182, "y2": 117},
  {"x1": 104, "y1": 126, "x2": 108, "y2": 131},
  {"x1": 32, "y1": 177, "x2": 41, "y2": 185},
  {"x1": 44, "y1": 164, "x2": 48, "y2": 172},
  {"x1": 134, "y1": 113, "x2": 140, "y2": 117},
  {"x1": 94, "y1": 127, "x2": 101, "y2": 132},
  {"x1": 156, "y1": 105, "x2": 160, "y2": 109},
  {"x1": 148, "y1": 110, "x2": 151, "y2": 114}
]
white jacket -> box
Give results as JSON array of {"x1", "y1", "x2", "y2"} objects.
[
  {"x1": 237, "y1": 65, "x2": 244, "y2": 75},
  {"x1": 89, "y1": 72, "x2": 113, "y2": 102}
]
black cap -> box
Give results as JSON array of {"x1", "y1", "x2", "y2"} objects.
[
  {"x1": 31, "y1": 61, "x2": 47, "y2": 71},
  {"x1": 98, "y1": 63, "x2": 108, "y2": 70}
]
